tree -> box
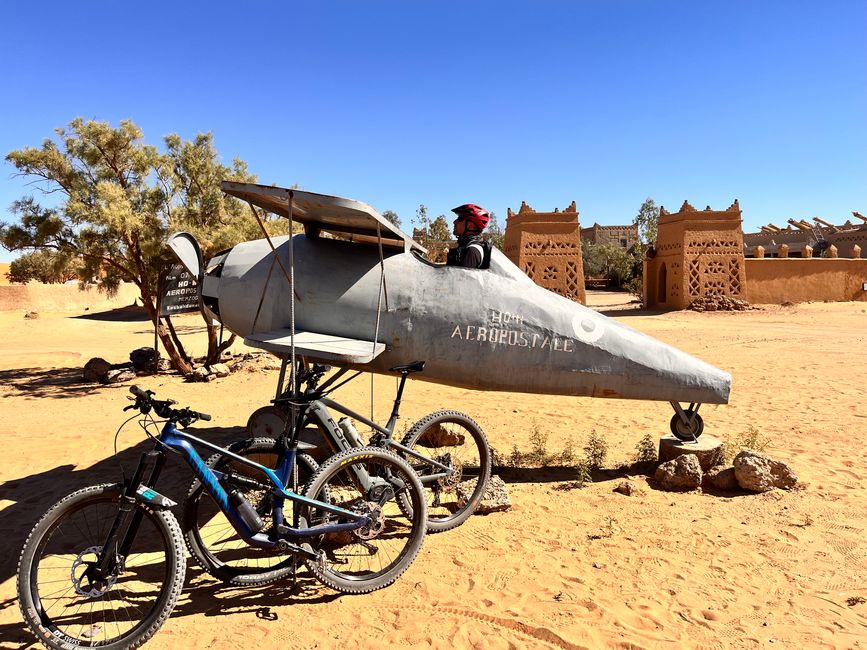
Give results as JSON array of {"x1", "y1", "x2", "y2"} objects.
[
  {"x1": 634, "y1": 197, "x2": 660, "y2": 249},
  {"x1": 1, "y1": 118, "x2": 268, "y2": 373},
  {"x1": 7, "y1": 249, "x2": 81, "y2": 284},
  {"x1": 581, "y1": 241, "x2": 636, "y2": 288},
  {"x1": 381, "y1": 210, "x2": 401, "y2": 229},
  {"x1": 483, "y1": 210, "x2": 505, "y2": 250},
  {"x1": 165, "y1": 132, "x2": 287, "y2": 364}
]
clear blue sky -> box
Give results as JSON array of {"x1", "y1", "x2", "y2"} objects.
[{"x1": 1, "y1": 1, "x2": 864, "y2": 262}]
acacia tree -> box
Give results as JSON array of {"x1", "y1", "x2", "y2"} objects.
[
  {"x1": 1, "y1": 118, "x2": 270, "y2": 373},
  {"x1": 165, "y1": 132, "x2": 287, "y2": 364},
  {"x1": 7, "y1": 249, "x2": 81, "y2": 283}
]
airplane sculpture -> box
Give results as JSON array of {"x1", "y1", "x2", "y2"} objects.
[{"x1": 168, "y1": 182, "x2": 731, "y2": 440}]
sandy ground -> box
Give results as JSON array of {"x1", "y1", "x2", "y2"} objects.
[{"x1": 1, "y1": 293, "x2": 866, "y2": 649}]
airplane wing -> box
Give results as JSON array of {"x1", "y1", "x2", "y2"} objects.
[
  {"x1": 221, "y1": 181, "x2": 426, "y2": 254},
  {"x1": 244, "y1": 329, "x2": 386, "y2": 364}
]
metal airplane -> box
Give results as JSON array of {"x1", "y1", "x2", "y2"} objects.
[{"x1": 168, "y1": 182, "x2": 731, "y2": 439}]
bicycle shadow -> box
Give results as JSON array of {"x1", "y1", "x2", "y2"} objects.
[
  {"x1": 0, "y1": 425, "x2": 249, "y2": 587},
  {"x1": 0, "y1": 564, "x2": 341, "y2": 647}
]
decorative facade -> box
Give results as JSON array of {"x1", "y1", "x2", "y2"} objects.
[
  {"x1": 743, "y1": 215, "x2": 867, "y2": 259},
  {"x1": 503, "y1": 201, "x2": 586, "y2": 304},
  {"x1": 580, "y1": 222, "x2": 639, "y2": 249},
  {"x1": 645, "y1": 200, "x2": 746, "y2": 310}
]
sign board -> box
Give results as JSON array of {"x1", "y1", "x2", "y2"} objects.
[{"x1": 159, "y1": 264, "x2": 199, "y2": 316}]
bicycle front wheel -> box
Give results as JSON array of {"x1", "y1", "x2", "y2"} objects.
[
  {"x1": 298, "y1": 447, "x2": 427, "y2": 594},
  {"x1": 400, "y1": 410, "x2": 492, "y2": 533},
  {"x1": 17, "y1": 483, "x2": 185, "y2": 650}
]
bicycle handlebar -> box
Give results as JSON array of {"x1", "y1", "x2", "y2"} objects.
[{"x1": 128, "y1": 385, "x2": 212, "y2": 424}]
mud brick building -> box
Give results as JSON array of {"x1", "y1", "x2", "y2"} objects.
[
  {"x1": 644, "y1": 200, "x2": 747, "y2": 309},
  {"x1": 580, "y1": 222, "x2": 638, "y2": 249},
  {"x1": 503, "y1": 201, "x2": 586, "y2": 304}
]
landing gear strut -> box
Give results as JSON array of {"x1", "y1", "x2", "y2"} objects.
[{"x1": 669, "y1": 402, "x2": 704, "y2": 441}]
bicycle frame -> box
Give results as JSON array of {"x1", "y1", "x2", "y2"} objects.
[{"x1": 97, "y1": 419, "x2": 372, "y2": 578}]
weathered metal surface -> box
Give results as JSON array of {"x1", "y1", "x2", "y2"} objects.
[
  {"x1": 220, "y1": 182, "x2": 425, "y2": 253},
  {"x1": 186, "y1": 231, "x2": 731, "y2": 404}
]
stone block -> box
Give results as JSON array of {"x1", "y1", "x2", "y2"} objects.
[{"x1": 659, "y1": 434, "x2": 725, "y2": 471}]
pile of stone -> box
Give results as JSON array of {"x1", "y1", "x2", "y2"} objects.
[
  {"x1": 652, "y1": 434, "x2": 798, "y2": 493},
  {"x1": 688, "y1": 296, "x2": 753, "y2": 312}
]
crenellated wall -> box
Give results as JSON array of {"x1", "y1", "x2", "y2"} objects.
[
  {"x1": 504, "y1": 201, "x2": 586, "y2": 304},
  {"x1": 744, "y1": 259, "x2": 867, "y2": 303}
]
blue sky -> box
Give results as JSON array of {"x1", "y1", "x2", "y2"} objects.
[{"x1": 1, "y1": 1, "x2": 864, "y2": 262}]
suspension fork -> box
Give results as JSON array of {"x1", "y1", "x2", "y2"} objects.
[{"x1": 94, "y1": 447, "x2": 166, "y2": 577}]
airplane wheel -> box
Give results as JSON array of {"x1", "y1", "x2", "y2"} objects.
[
  {"x1": 246, "y1": 405, "x2": 287, "y2": 437},
  {"x1": 670, "y1": 411, "x2": 704, "y2": 441}
]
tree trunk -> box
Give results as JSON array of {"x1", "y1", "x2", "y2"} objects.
[
  {"x1": 206, "y1": 323, "x2": 236, "y2": 365},
  {"x1": 140, "y1": 285, "x2": 193, "y2": 375},
  {"x1": 165, "y1": 316, "x2": 191, "y2": 365}
]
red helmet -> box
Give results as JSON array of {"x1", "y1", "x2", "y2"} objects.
[{"x1": 451, "y1": 203, "x2": 490, "y2": 231}]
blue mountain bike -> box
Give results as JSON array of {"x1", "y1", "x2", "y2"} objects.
[{"x1": 17, "y1": 386, "x2": 427, "y2": 649}]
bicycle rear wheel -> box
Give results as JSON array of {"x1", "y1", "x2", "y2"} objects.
[
  {"x1": 183, "y1": 437, "x2": 319, "y2": 585},
  {"x1": 298, "y1": 447, "x2": 427, "y2": 594},
  {"x1": 17, "y1": 483, "x2": 185, "y2": 650},
  {"x1": 400, "y1": 410, "x2": 492, "y2": 533}
]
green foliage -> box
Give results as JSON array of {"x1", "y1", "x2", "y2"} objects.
[
  {"x1": 723, "y1": 425, "x2": 773, "y2": 462},
  {"x1": 1, "y1": 117, "x2": 272, "y2": 371},
  {"x1": 413, "y1": 205, "x2": 454, "y2": 263},
  {"x1": 583, "y1": 429, "x2": 608, "y2": 470},
  {"x1": 633, "y1": 433, "x2": 658, "y2": 464},
  {"x1": 634, "y1": 197, "x2": 660, "y2": 249},
  {"x1": 7, "y1": 250, "x2": 81, "y2": 284},
  {"x1": 573, "y1": 459, "x2": 593, "y2": 488},
  {"x1": 581, "y1": 241, "x2": 639, "y2": 288},
  {"x1": 483, "y1": 210, "x2": 505, "y2": 250},
  {"x1": 381, "y1": 210, "x2": 401, "y2": 228},
  {"x1": 528, "y1": 425, "x2": 549, "y2": 464},
  {"x1": 559, "y1": 436, "x2": 576, "y2": 464}
]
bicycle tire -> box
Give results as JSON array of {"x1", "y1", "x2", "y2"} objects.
[
  {"x1": 298, "y1": 446, "x2": 427, "y2": 594},
  {"x1": 183, "y1": 437, "x2": 319, "y2": 585},
  {"x1": 400, "y1": 410, "x2": 492, "y2": 533},
  {"x1": 17, "y1": 483, "x2": 185, "y2": 650}
]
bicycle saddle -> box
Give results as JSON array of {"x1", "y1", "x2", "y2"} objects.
[{"x1": 388, "y1": 360, "x2": 426, "y2": 374}]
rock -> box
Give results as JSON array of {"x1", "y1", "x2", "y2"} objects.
[
  {"x1": 188, "y1": 367, "x2": 212, "y2": 382},
  {"x1": 24, "y1": 311, "x2": 39, "y2": 319},
  {"x1": 129, "y1": 347, "x2": 157, "y2": 371},
  {"x1": 456, "y1": 475, "x2": 511, "y2": 514},
  {"x1": 733, "y1": 450, "x2": 798, "y2": 492},
  {"x1": 703, "y1": 465, "x2": 738, "y2": 491},
  {"x1": 209, "y1": 363, "x2": 230, "y2": 378},
  {"x1": 655, "y1": 455, "x2": 703, "y2": 490},
  {"x1": 613, "y1": 480, "x2": 639, "y2": 496},
  {"x1": 157, "y1": 358, "x2": 172, "y2": 372},
  {"x1": 659, "y1": 434, "x2": 725, "y2": 471},
  {"x1": 688, "y1": 296, "x2": 753, "y2": 312},
  {"x1": 106, "y1": 369, "x2": 137, "y2": 384},
  {"x1": 417, "y1": 423, "x2": 466, "y2": 447},
  {"x1": 83, "y1": 357, "x2": 112, "y2": 383}
]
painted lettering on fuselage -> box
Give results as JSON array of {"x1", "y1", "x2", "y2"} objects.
[{"x1": 450, "y1": 309, "x2": 576, "y2": 353}]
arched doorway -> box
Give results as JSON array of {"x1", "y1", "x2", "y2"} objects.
[{"x1": 657, "y1": 263, "x2": 667, "y2": 304}]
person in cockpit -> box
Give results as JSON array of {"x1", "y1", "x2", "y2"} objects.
[{"x1": 448, "y1": 204, "x2": 492, "y2": 269}]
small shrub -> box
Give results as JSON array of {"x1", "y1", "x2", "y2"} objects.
[
  {"x1": 508, "y1": 445, "x2": 523, "y2": 468},
  {"x1": 588, "y1": 515, "x2": 618, "y2": 540},
  {"x1": 633, "y1": 433, "x2": 657, "y2": 464},
  {"x1": 723, "y1": 425, "x2": 773, "y2": 463},
  {"x1": 559, "y1": 437, "x2": 576, "y2": 464},
  {"x1": 528, "y1": 425, "x2": 550, "y2": 464},
  {"x1": 583, "y1": 430, "x2": 608, "y2": 470},
  {"x1": 574, "y1": 459, "x2": 593, "y2": 487}
]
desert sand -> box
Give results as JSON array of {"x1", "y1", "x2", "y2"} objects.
[{"x1": 1, "y1": 293, "x2": 866, "y2": 649}]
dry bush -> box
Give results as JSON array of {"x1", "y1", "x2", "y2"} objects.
[
  {"x1": 583, "y1": 430, "x2": 608, "y2": 470},
  {"x1": 633, "y1": 433, "x2": 657, "y2": 464},
  {"x1": 724, "y1": 425, "x2": 773, "y2": 463}
]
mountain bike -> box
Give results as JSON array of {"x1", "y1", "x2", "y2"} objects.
[
  {"x1": 185, "y1": 361, "x2": 490, "y2": 586},
  {"x1": 18, "y1": 386, "x2": 427, "y2": 649}
]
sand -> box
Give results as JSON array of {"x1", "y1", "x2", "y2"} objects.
[{"x1": 1, "y1": 293, "x2": 866, "y2": 648}]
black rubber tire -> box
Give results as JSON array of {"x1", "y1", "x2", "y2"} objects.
[
  {"x1": 298, "y1": 446, "x2": 427, "y2": 594},
  {"x1": 400, "y1": 410, "x2": 492, "y2": 533},
  {"x1": 670, "y1": 411, "x2": 705, "y2": 441},
  {"x1": 17, "y1": 483, "x2": 185, "y2": 650},
  {"x1": 183, "y1": 437, "x2": 319, "y2": 585}
]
